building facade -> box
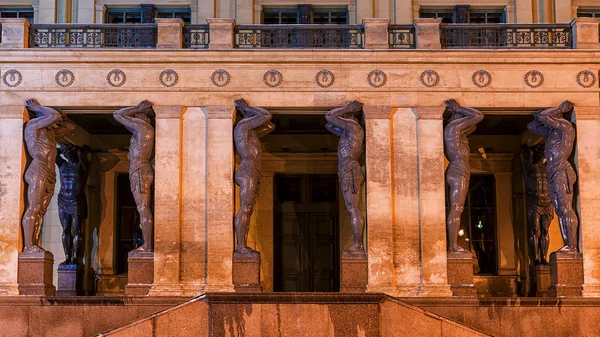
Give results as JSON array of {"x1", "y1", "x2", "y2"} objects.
[{"x1": 1, "y1": 0, "x2": 600, "y2": 336}]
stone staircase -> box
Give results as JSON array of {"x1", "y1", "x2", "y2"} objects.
[{"x1": 99, "y1": 293, "x2": 490, "y2": 337}]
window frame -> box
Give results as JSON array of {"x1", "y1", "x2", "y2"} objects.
[
  {"x1": 577, "y1": 8, "x2": 600, "y2": 18},
  {"x1": 0, "y1": 7, "x2": 34, "y2": 23},
  {"x1": 261, "y1": 5, "x2": 349, "y2": 24}
]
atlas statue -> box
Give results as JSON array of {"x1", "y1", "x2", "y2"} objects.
[
  {"x1": 444, "y1": 99, "x2": 483, "y2": 254},
  {"x1": 233, "y1": 98, "x2": 275, "y2": 255},
  {"x1": 22, "y1": 99, "x2": 75, "y2": 253},
  {"x1": 113, "y1": 100, "x2": 155, "y2": 252},
  {"x1": 521, "y1": 144, "x2": 554, "y2": 265},
  {"x1": 56, "y1": 144, "x2": 90, "y2": 265},
  {"x1": 527, "y1": 100, "x2": 579, "y2": 253},
  {"x1": 325, "y1": 100, "x2": 366, "y2": 256}
]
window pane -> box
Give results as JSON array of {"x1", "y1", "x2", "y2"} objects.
[
  {"x1": 313, "y1": 8, "x2": 348, "y2": 24},
  {"x1": 263, "y1": 8, "x2": 297, "y2": 24},
  {"x1": 157, "y1": 8, "x2": 191, "y2": 24},
  {"x1": 470, "y1": 10, "x2": 505, "y2": 23},
  {"x1": 578, "y1": 9, "x2": 600, "y2": 18}
]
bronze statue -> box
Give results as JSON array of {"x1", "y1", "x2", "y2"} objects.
[
  {"x1": 325, "y1": 101, "x2": 366, "y2": 256},
  {"x1": 113, "y1": 100, "x2": 155, "y2": 252},
  {"x1": 22, "y1": 99, "x2": 75, "y2": 253},
  {"x1": 527, "y1": 100, "x2": 579, "y2": 253},
  {"x1": 444, "y1": 99, "x2": 483, "y2": 253},
  {"x1": 56, "y1": 144, "x2": 90, "y2": 265},
  {"x1": 233, "y1": 98, "x2": 275, "y2": 255},
  {"x1": 521, "y1": 144, "x2": 554, "y2": 265}
]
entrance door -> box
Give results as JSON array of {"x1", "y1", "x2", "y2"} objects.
[{"x1": 274, "y1": 174, "x2": 340, "y2": 292}]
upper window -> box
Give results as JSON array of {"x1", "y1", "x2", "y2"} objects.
[
  {"x1": 106, "y1": 6, "x2": 191, "y2": 24},
  {"x1": 0, "y1": 7, "x2": 34, "y2": 23},
  {"x1": 262, "y1": 5, "x2": 348, "y2": 24},
  {"x1": 420, "y1": 7, "x2": 505, "y2": 23},
  {"x1": 578, "y1": 8, "x2": 600, "y2": 18}
]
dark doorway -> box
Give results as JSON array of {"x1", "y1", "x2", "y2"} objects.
[
  {"x1": 115, "y1": 173, "x2": 143, "y2": 275},
  {"x1": 274, "y1": 174, "x2": 340, "y2": 292}
]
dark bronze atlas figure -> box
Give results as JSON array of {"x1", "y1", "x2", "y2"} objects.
[
  {"x1": 325, "y1": 101, "x2": 366, "y2": 256},
  {"x1": 521, "y1": 144, "x2": 554, "y2": 265},
  {"x1": 22, "y1": 99, "x2": 75, "y2": 253},
  {"x1": 444, "y1": 99, "x2": 483, "y2": 253},
  {"x1": 233, "y1": 98, "x2": 275, "y2": 255},
  {"x1": 56, "y1": 144, "x2": 90, "y2": 265},
  {"x1": 113, "y1": 100, "x2": 155, "y2": 252},
  {"x1": 527, "y1": 100, "x2": 579, "y2": 253}
]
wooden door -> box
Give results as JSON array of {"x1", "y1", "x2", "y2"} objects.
[{"x1": 274, "y1": 174, "x2": 339, "y2": 292}]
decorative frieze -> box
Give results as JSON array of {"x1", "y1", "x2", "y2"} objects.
[
  {"x1": 2, "y1": 69, "x2": 22, "y2": 87},
  {"x1": 106, "y1": 69, "x2": 126, "y2": 87},
  {"x1": 315, "y1": 70, "x2": 335, "y2": 88},
  {"x1": 472, "y1": 70, "x2": 491, "y2": 88},
  {"x1": 524, "y1": 70, "x2": 544, "y2": 88},
  {"x1": 263, "y1": 70, "x2": 282, "y2": 88},
  {"x1": 55, "y1": 69, "x2": 75, "y2": 87},
  {"x1": 576, "y1": 70, "x2": 596, "y2": 88},
  {"x1": 159, "y1": 69, "x2": 178, "y2": 87},
  {"x1": 210, "y1": 69, "x2": 230, "y2": 87},
  {"x1": 420, "y1": 70, "x2": 439, "y2": 87},
  {"x1": 367, "y1": 70, "x2": 387, "y2": 88}
]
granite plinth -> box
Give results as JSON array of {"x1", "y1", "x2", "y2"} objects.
[
  {"x1": 125, "y1": 251, "x2": 154, "y2": 296},
  {"x1": 17, "y1": 250, "x2": 56, "y2": 296},
  {"x1": 57, "y1": 263, "x2": 83, "y2": 296},
  {"x1": 232, "y1": 252, "x2": 262, "y2": 293},
  {"x1": 340, "y1": 252, "x2": 368, "y2": 293},
  {"x1": 532, "y1": 264, "x2": 551, "y2": 297},
  {"x1": 447, "y1": 252, "x2": 476, "y2": 297},
  {"x1": 549, "y1": 251, "x2": 583, "y2": 297}
]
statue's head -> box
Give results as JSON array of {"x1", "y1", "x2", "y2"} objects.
[
  {"x1": 134, "y1": 111, "x2": 152, "y2": 124},
  {"x1": 449, "y1": 111, "x2": 463, "y2": 122},
  {"x1": 532, "y1": 144, "x2": 545, "y2": 164}
]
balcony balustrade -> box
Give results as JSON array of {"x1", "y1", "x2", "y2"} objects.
[
  {"x1": 388, "y1": 25, "x2": 415, "y2": 49},
  {"x1": 183, "y1": 24, "x2": 209, "y2": 49},
  {"x1": 440, "y1": 23, "x2": 573, "y2": 49},
  {"x1": 234, "y1": 24, "x2": 364, "y2": 49},
  {"x1": 29, "y1": 24, "x2": 157, "y2": 48}
]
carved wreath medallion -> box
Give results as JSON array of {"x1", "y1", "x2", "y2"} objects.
[
  {"x1": 2, "y1": 69, "x2": 22, "y2": 87},
  {"x1": 263, "y1": 70, "x2": 282, "y2": 88},
  {"x1": 315, "y1": 70, "x2": 334, "y2": 88},
  {"x1": 524, "y1": 70, "x2": 544, "y2": 88},
  {"x1": 159, "y1": 69, "x2": 178, "y2": 87},
  {"x1": 55, "y1": 69, "x2": 75, "y2": 87},
  {"x1": 472, "y1": 70, "x2": 492, "y2": 88},
  {"x1": 367, "y1": 70, "x2": 387, "y2": 88},
  {"x1": 420, "y1": 70, "x2": 439, "y2": 88},
  {"x1": 211, "y1": 69, "x2": 230, "y2": 87},
  {"x1": 576, "y1": 70, "x2": 596, "y2": 88},
  {"x1": 107, "y1": 69, "x2": 126, "y2": 87}
]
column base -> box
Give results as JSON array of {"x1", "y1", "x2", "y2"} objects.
[
  {"x1": 583, "y1": 284, "x2": 600, "y2": 297},
  {"x1": 57, "y1": 264, "x2": 83, "y2": 296},
  {"x1": 340, "y1": 252, "x2": 368, "y2": 293},
  {"x1": 447, "y1": 252, "x2": 476, "y2": 297},
  {"x1": 18, "y1": 250, "x2": 56, "y2": 296},
  {"x1": 125, "y1": 251, "x2": 154, "y2": 296},
  {"x1": 0, "y1": 283, "x2": 20, "y2": 296},
  {"x1": 549, "y1": 251, "x2": 583, "y2": 297},
  {"x1": 232, "y1": 251, "x2": 262, "y2": 293},
  {"x1": 530, "y1": 265, "x2": 551, "y2": 297},
  {"x1": 396, "y1": 285, "x2": 420, "y2": 297},
  {"x1": 148, "y1": 284, "x2": 183, "y2": 296}
]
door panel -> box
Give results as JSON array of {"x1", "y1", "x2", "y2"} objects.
[{"x1": 274, "y1": 174, "x2": 339, "y2": 292}]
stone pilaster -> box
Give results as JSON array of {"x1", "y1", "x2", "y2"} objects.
[
  {"x1": 148, "y1": 105, "x2": 185, "y2": 296},
  {"x1": 94, "y1": 4, "x2": 106, "y2": 24},
  {"x1": 207, "y1": 18, "x2": 236, "y2": 49},
  {"x1": 249, "y1": 172, "x2": 274, "y2": 292},
  {"x1": 364, "y1": 106, "x2": 396, "y2": 295},
  {"x1": 363, "y1": 18, "x2": 391, "y2": 49},
  {"x1": 0, "y1": 106, "x2": 27, "y2": 296},
  {"x1": 0, "y1": 18, "x2": 30, "y2": 48},
  {"x1": 392, "y1": 108, "x2": 420, "y2": 296},
  {"x1": 155, "y1": 18, "x2": 184, "y2": 49},
  {"x1": 413, "y1": 18, "x2": 441, "y2": 49},
  {"x1": 572, "y1": 108, "x2": 600, "y2": 297},
  {"x1": 204, "y1": 106, "x2": 236, "y2": 292},
  {"x1": 494, "y1": 171, "x2": 518, "y2": 276},
  {"x1": 180, "y1": 107, "x2": 208, "y2": 296},
  {"x1": 414, "y1": 107, "x2": 452, "y2": 297}
]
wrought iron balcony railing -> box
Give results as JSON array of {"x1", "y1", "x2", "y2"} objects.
[
  {"x1": 235, "y1": 24, "x2": 364, "y2": 49},
  {"x1": 29, "y1": 24, "x2": 157, "y2": 48},
  {"x1": 440, "y1": 24, "x2": 573, "y2": 49},
  {"x1": 388, "y1": 25, "x2": 415, "y2": 49},
  {"x1": 183, "y1": 24, "x2": 209, "y2": 49}
]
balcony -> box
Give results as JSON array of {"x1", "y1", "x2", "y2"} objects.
[{"x1": 0, "y1": 18, "x2": 597, "y2": 50}]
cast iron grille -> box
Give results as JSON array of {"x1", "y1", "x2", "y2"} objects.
[
  {"x1": 440, "y1": 24, "x2": 572, "y2": 49},
  {"x1": 29, "y1": 24, "x2": 157, "y2": 48},
  {"x1": 388, "y1": 25, "x2": 415, "y2": 49},
  {"x1": 235, "y1": 24, "x2": 364, "y2": 48},
  {"x1": 183, "y1": 24, "x2": 209, "y2": 48}
]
